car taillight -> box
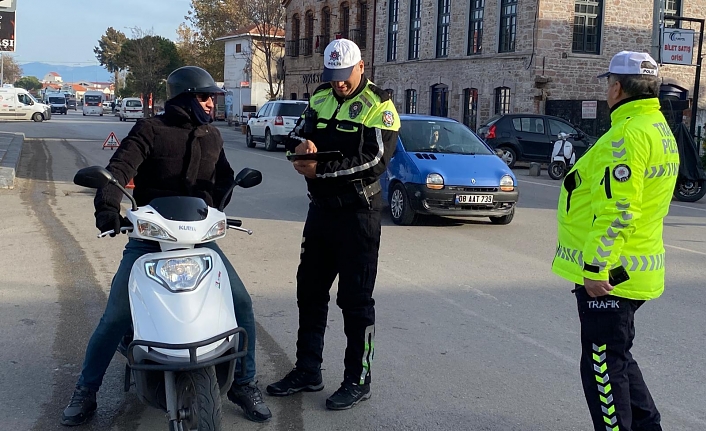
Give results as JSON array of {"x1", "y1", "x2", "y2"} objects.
[
  {"x1": 274, "y1": 116, "x2": 284, "y2": 125},
  {"x1": 486, "y1": 125, "x2": 496, "y2": 139}
]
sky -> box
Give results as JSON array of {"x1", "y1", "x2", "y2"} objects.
[{"x1": 15, "y1": 0, "x2": 193, "y2": 65}]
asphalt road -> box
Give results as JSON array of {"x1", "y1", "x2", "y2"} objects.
[{"x1": 0, "y1": 111, "x2": 704, "y2": 431}]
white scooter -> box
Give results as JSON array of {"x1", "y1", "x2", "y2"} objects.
[
  {"x1": 548, "y1": 132, "x2": 576, "y2": 180},
  {"x1": 73, "y1": 166, "x2": 262, "y2": 431}
]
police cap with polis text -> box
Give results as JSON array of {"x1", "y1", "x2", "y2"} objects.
[
  {"x1": 597, "y1": 51, "x2": 659, "y2": 78},
  {"x1": 166, "y1": 66, "x2": 225, "y2": 101},
  {"x1": 322, "y1": 39, "x2": 362, "y2": 82}
]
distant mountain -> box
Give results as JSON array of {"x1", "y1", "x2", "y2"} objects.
[{"x1": 20, "y1": 62, "x2": 112, "y2": 83}]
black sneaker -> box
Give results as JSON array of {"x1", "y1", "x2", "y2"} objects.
[
  {"x1": 60, "y1": 386, "x2": 97, "y2": 426},
  {"x1": 326, "y1": 381, "x2": 371, "y2": 410},
  {"x1": 266, "y1": 368, "x2": 324, "y2": 396},
  {"x1": 227, "y1": 381, "x2": 272, "y2": 422}
]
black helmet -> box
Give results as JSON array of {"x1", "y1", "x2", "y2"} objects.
[{"x1": 166, "y1": 66, "x2": 224, "y2": 101}]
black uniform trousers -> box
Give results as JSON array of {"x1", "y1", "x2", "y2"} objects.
[
  {"x1": 575, "y1": 286, "x2": 662, "y2": 431},
  {"x1": 295, "y1": 193, "x2": 382, "y2": 386}
]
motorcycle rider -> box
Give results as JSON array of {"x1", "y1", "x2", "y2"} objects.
[{"x1": 60, "y1": 66, "x2": 272, "y2": 426}]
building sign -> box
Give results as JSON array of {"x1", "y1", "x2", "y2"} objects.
[
  {"x1": 240, "y1": 81, "x2": 250, "y2": 87},
  {"x1": 661, "y1": 28, "x2": 695, "y2": 65},
  {"x1": 0, "y1": 11, "x2": 14, "y2": 51},
  {"x1": 303, "y1": 73, "x2": 324, "y2": 85},
  {"x1": 582, "y1": 100, "x2": 597, "y2": 119}
]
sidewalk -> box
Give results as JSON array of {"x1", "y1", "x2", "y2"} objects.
[{"x1": 0, "y1": 132, "x2": 25, "y2": 189}]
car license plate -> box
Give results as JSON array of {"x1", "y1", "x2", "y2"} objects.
[{"x1": 455, "y1": 195, "x2": 493, "y2": 204}]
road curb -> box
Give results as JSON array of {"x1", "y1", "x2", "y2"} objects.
[{"x1": 0, "y1": 132, "x2": 25, "y2": 189}]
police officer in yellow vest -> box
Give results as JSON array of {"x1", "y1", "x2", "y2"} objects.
[
  {"x1": 552, "y1": 51, "x2": 678, "y2": 431},
  {"x1": 267, "y1": 39, "x2": 400, "y2": 410}
]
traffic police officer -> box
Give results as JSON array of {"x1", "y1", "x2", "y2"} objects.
[
  {"x1": 552, "y1": 51, "x2": 678, "y2": 431},
  {"x1": 266, "y1": 38, "x2": 400, "y2": 410}
]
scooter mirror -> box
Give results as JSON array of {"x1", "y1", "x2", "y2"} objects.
[
  {"x1": 235, "y1": 168, "x2": 263, "y2": 189},
  {"x1": 74, "y1": 166, "x2": 115, "y2": 189}
]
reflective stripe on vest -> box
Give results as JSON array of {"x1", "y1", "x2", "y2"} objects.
[{"x1": 554, "y1": 246, "x2": 665, "y2": 272}]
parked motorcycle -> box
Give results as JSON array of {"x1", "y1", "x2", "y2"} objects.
[
  {"x1": 73, "y1": 166, "x2": 262, "y2": 431},
  {"x1": 672, "y1": 123, "x2": 706, "y2": 202},
  {"x1": 548, "y1": 133, "x2": 576, "y2": 180}
]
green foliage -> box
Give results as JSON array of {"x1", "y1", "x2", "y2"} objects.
[
  {"x1": 94, "y1": 27, "x2": 128, "y2": 73},
  {"x1": 14, "y1": 76, "x2": 42, "y2": 91}
]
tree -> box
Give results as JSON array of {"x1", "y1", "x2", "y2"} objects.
[
  {"x1": 119, "y1": 28, "x2": 183, "y2": 114},
  {"x1": 183, "y1": 0, "x2": 250, "y2": 80},
  {"x1": 0, "y1": 54, "x2": 22, "y2": 85},
  {"x1": 14, "y1": 76, "x2": 42, "y2": 92},
  {"x1": 243, "y1": 0, "x2": 286, "y2": 99},
  {"x1": 94, "y1": 27, "x2": 127, "y2": 88},
  {"x1": 175, "y1": 23, "x2": 200, "y2": 66}
]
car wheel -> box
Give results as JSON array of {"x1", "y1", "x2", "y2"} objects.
[
  {"x1": 490, "y1": 207, "x2": 515, "y2": 225},
  {"x1": 32, "y1": 113, "x2": 44, "y2": 122},
  {"x1": 246, "y1": 128, "x2": 256, "y2": 148},
  {"x1": 498, "y1": 146, "x2": 517, "y2": 168},
  {"x1": 389, "y1": 183, "x2": 417, "y2": 226},
  {"x1": 264, "y1": 129, "x2": 277, "y2": 151}
]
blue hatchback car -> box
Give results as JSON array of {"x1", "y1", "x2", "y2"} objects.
[{"x1": 381, "y1": 115, "x2": 519, "y2": 225}]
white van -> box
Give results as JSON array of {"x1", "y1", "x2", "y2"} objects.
[
  {"x1": 83, "y1": 90, "x2": 104, "y2": 116},
  {"x1": 119, "y1": 97, "x2": 144, "y2": 121},
  {"x1": 45, "y1": 92, "x2": 68, "y2": 115},
  {"x1": 0, "y1": 87, "x2": 52, "y2": 122}
]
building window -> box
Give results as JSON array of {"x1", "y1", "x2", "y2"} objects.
[
  {"x1": 319, "y1": 7, "x2": 331, "y2": 54},
  {"x1": 664, "y1": 0, "x2": 681, "y2": 28},
  {"x1": 405, "y1": 89, "x2": 417, "y2": 114},
  {"x1": 494, "y1": 87, "x2": 511, "y2": 114},
  {"x1": 467, "y1": 0, "x2": 484, "y2": 55},
  {"x1": 235, "y1": 43, "x2": 242, "y2": 53},
  {"x1": 436, "y1": 0, "x2": 451, "y2": 58},
  {"x1": 431, "y1": 84, "x2": 448, "y2": 117},
  {"x1": 358, "y1": 1, "x2": 368, "y2": 49},
  {"x1": 387, "y1": 0, "x2": 399, "y2": 61},
  {"x1": 340, "y1": 2, "x2": 350, "y2": 38},
  {"x1": 287, "y1": 14, "x2": 301, "y2": 57},
  {"x1": 303, "y1": 10, "x2": 314, "y2": 56},
  {"x1": 499, "y1": 0, "x2": 517, "y2": 53},
  {"x1": 463, "y1": 88, "x2": 478, "y2": 131},
  {"x1": 572, "y1": 0, "x2": 602, "y2": 54},
  {"x1": 303, "y1": 93, "x2": 311, "y2": 100},
  {"x1": 291, "y1": 93, "x2": 298, "y2": 100},
  {"x1": 409, "y1": 0, "x2": 421, "y2": 59}
]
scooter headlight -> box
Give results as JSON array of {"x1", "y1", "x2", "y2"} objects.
[
  {"x1": 137, "y1": 219, "x2": 176, "y2": 241},
  {"x1": 145, "y1": 256, "x2": 213, "y2": 292},
  {"x1": 202, "y1": 220, "x2": 226, "y2": 241}
]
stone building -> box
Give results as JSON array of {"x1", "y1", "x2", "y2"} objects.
[
  {"x1": 282, "y1": 0, "x2": 374, "y2": 99},
  {"x1": 369, "y1": 0, "x2": 706, "y2": 134}
]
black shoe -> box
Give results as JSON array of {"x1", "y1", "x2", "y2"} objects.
[
  {"x1": 266, "y1": 368, "x2": 324, "y2": 396},
  {"x1": 227, "y1": 381, "x2": 272, "y2": 422},
  {"x1": 326, "y1": 381, "x2": 371, "y2": 410},
  {"x1": 60, "y1": 386, "x2": 97, "y2": 426}
]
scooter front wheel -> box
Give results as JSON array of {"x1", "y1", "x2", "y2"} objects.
[
  {"x1": 173, "y1": 366, "x2": 222, "y2": 431},
  {"x1": 548, "y1": 161, "x2": 567, "y2": 180}
]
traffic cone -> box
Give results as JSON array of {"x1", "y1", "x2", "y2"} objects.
[{"x1": 126, "y1": 179, "x2": 135, "y2": 189}]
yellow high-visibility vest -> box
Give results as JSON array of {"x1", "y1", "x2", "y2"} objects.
[{"x1": 552, "y1": 97, "x2": 679, "y2": 300}]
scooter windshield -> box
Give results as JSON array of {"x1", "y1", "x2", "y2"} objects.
[{"x1": 148, "y1": 197, "x2": 209, "y2": 221}]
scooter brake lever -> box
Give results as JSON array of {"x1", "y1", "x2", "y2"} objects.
[
  {"x1": 97, "y1": 226, "x2": 134, "y2": 238},
  {"x1": 228, "y1": 225, "x2": 253, "y2": 235}
]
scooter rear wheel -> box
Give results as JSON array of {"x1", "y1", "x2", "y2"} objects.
[
  {"x1": 548, "y1": 161, "x2": 567, "y2": 180},
  {"x1": 674, "y1": 178, "x2": 706, "y2": 202},
  {"x1": 173, "y1": 366, "x2": 222, "y2": 431}
]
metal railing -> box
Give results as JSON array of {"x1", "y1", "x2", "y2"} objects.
[
  {"x1": 285, "y1": 40, "x2": 299, "y2": 57},
  {"x1": 316, "y1": 34, "x2": 331, "y2": 54},
  {"x1": 299, "y1": 37, "x2": 313, "y2": 56}
]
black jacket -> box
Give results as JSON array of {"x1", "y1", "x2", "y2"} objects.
[
  {"x1": 285, "y1": 76, "x2": 400, "y2": 198},
  {"x1": 95, "y1": 103, "x2": 234, "y2": 214}
]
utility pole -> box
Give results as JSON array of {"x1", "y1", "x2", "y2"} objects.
[
  {"x1": 1, "y1": 52, "x2": 4, "y2": 86},
  {"x1": 651, "y1": 0, "x2": 663, "y2": 60}
]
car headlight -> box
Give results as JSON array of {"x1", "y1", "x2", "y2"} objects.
[
  {"x1": 500, "y1": 175, "x2": 515, "y2": 192},
  {"x1": 145, "y1": 256, "x2": 213, "y2": 292},
  {"x1": 202, "y1": 220, "x2": 226, "y2": 241},
  {"x1": 137, "y1": 219, "x2": 176, "y2": 241},
  {"x1": 426, "y1": 173, "x2": 444, "y2": 190}
]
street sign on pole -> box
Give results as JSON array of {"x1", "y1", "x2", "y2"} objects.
[
  {"x1": 0, "y1": 11, "x2": 15, "y2": 52},
  {"x1": 661, "y1": 28, "x2": 695, "y2": 65},
  {"x1": 582, "y1": 101, "x2": 597, "y2": 119}
]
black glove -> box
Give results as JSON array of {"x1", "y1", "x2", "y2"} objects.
[{"x1": 95, "y1": 210, "x2": 129, "y2": 237}]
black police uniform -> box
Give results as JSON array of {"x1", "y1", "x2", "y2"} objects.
[{"x1": 285, "y1": 76, "x2": 400, "y2": 386}]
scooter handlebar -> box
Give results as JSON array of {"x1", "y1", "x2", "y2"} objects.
[{"x1": 97, "y1": 226, "x2": 134, "y2": 238}]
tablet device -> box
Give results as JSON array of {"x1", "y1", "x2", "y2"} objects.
[{"x1": 286, "y1": 151, "x2": 343, "y2": 162}]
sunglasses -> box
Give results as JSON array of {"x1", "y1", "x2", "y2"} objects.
[{"x1": 195, "y1": 93, "x2": 215, "y2": 102}]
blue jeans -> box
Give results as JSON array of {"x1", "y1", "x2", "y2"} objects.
[{"x1": 77, "y1": 238, "x2": 257, "y2": 391}]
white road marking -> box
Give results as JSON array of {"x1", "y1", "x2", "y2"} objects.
[{"x1": 665, "y1": 244, "x2": 706, "y2": 256}]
